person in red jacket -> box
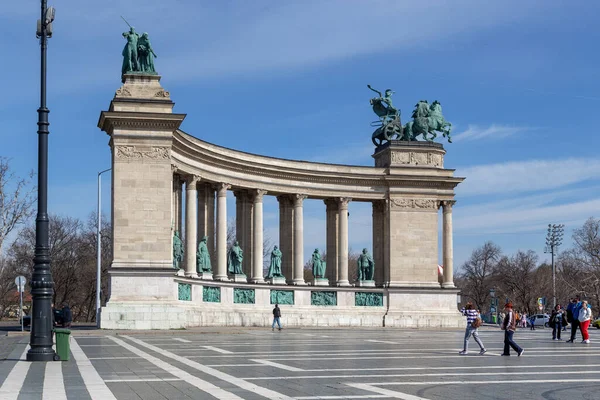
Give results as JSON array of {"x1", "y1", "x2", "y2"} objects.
[{"x1": 501, "y1": 302, "x2": 524, "y2": 356}]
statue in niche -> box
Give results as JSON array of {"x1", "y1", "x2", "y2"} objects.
[
  {"x1": 357, "y1": 248, "x2": 375, "y2": 281},
  {"x1": 172, "y1": 231, "x2": 184, "y2": 270},
  {"x1": 266, "y1": 245, "x2": 284, "y2": 279},
  {"x1": 311, "y1": 249, "x2": 326, "y2": 278},
  {"x1": 196, "y1": 236, "x2": 212, "y2": 273},
  {"x1": 228, "y1": 240, "x2": 244, "y2": 275}
]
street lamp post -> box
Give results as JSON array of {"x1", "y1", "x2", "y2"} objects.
[
  {"x1": 27, "y1": 0, "x2": 56, "y2": 362},
  {"x1": 96, "y1": 168, "x2": 111, "y2": 328},
  {"x1": 545, "y1": 224, "x2": 564, "y2": 309}
]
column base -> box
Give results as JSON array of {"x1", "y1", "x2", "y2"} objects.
[
  {"x1": 267, "y1": 276, "x2": 287, "y2": 285},
  {"x1": 313, "y1": 278, "x2": 330, "y2": 286},
  {"x1": 336, "y1": 280, "x2": 351, "y2": 287},
  {"x1": 229, "y1": 274, "x2": 247, "y2": 283},
  {"x1": 197, "y1": 272, "x2": 213, "y2": 280},
  {"x1": 442, "y1": 282, "x2": 456, "y2": 289},
  {"x1": 250, "y1": 277, "x2": 265, "y2": 284},
  {"x1": 175, "y1": 269, "x2": 185, "y2": 277},
  {"x1": 292, "y1": 279, "x2": 307, "y2": 286},
  {"x1": 185, "y1": 272, "x2": 198, "y2": 279},
  {"x1": 214, "y1": 274, "x2": 228, "y2": 281},
  {"x1": 355, "y1": 280, "x2": 375, "y2": 287}
]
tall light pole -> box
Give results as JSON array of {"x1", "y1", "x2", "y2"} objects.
[
  {"x1": 545, "y1": 223, "x2": 564, "y2": 309},
  {"x1": 96, "y1": 168, "x2": 111, "y2": 328},
  {"x1": 28, "y1": 1, "x2": 56, "y2": 362}
]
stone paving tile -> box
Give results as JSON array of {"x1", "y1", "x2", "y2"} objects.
[
  {"x1": 105, "y1": 382, "x2": 142, "y2": 400},
  {"x1": 16, "y1": 362, "x2": 44, "y2": 400}
]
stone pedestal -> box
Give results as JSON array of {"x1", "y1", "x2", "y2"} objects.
[
  {"x1": 197, "y1": 272, "x2": 213, "y2": 280},
  {"x1": 312, "y1": 278, "x2": 330, "y2": 286},
  {"x1": 267, "y1": 276, "x2": 286, "y2": 285},
  {"x1": 372, "y1": 141, "x2": 447, "y2": 289},
  {"x1": 229, "y1": 274, "x2": 247, "y2": 283},
  {"x1": 373, "y1": 140, "x2": 445, "y2": 169},
  {"x1": 356, "y1": 280, "x2": 375, "y2": 287}
]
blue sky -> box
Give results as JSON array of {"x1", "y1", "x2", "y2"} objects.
[{"x1": 1, "y1": 1, "x2": 599, "y2": 269}]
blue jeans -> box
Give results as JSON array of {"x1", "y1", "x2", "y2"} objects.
[
  {"x1": 463, "y1": 325, "x2": 484, "y2": 351},
  {"x1": 272, "y1": 317, "x2": 282, "y2": 329},
  {"x1": 503, "y1": 330, "x2": 522, "y2": 355},
  {"x1": 552, "y1": 321, "x2": 562, "y2": 339}
]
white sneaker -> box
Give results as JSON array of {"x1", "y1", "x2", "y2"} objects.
[
  {"x1": 459, "y1": 350, "x2": 468, "y2": 355},
  {"x1": 584, "y1": 340, "x2": 590, "y2": 344}
]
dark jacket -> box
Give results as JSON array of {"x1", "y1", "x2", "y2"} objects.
[
  {"x1": 501, "y1": 310, "x2": 517, "y2": 332},
  {"x1": 62, "y1": 306, "x2": 73, "y2": 323},
  {"x1": 273, "y1": 306, "x2": 281, "y2": 318}
]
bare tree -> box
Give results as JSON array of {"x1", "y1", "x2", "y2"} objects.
[
  {"x1": 457, "y1": 242, "x2": 501, "y2": 311},
  {"x1": 0, "y1": 157, "x2": 35, "y2": 255},
  {"x1": 496, "y1": 250, "x2": 539, "y2": 314}
]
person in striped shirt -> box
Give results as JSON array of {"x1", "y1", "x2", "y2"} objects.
[{"x1": 459, "y1": 302, "x2": 486, "y2": 355}]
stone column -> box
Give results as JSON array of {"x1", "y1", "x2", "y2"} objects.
[
  {"x1": 337, "y1": 198, "x2": 351, "y2": 286},
  {"x1": 197, "y1": 183, "x2": 215, "y2": 257},
  {"x1": 184, "y1": 176, "x2": 199, "y2": 277},
  {"x1": 215, "y1": 183, "x2": 230, "y2": 280},
  {"x1": 277, "y1": 195, "x2": 294, "y2": 283},
  {"x1": 324, "y1": 199, "x2": 339, "y2": 285},
  {"x1": 252, "y1": 190, "x2": 267, "y2": 283},
  {"x1": 383, "y1": 199, "x2": 391, "y2": 286},
  {"x1": 372, "y1": 200, "x2": 385, "y2": 286},
  {"x1": 442, "y1": 200, "x2": 456, "y2": 288},
  {"x1": 292, "y1": 194, "x2": 307, "y2": 285},
  {"x1": 172, "y1": 173, "x2": 183, "y2": 233}
]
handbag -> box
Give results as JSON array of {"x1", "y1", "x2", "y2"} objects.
[{"x1": 471, "y1": 317, "x2": 482, "y2": 328}]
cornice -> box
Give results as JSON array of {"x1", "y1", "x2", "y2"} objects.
[{"x1": 98, "y1": 111, "x2": 187, "y2": 135}]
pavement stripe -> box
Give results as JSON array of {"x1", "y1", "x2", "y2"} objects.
[
  {"x1": 0, "y1": 346, "x2": 30, "y2": 400},
  {"x1": 249, "y1": 359, "x2": 304, "y2": 371},
  {"x1": 258, "y1": 352, "x2": 600, "y2": 361},
  {"x1": 108, "y1": 336, "x2": 244, "y2": 400},
  {"x1": 88, "y1": 357, "x2": 143, "y2": 360},
  {"x1": 243, "y1": 369, "x2": 600, "y2": 380},
  {"x1": 296, "y1": 395, "x2": 387, "y2": 400},
  {"x1": 104, "y1": 378, "x2": 183, "y2": 382},
  {"x1": 376, "y1": 378, "x2": 600, "y2": 386},
  {"x1": 202, "y1": 346, "x2": 233, "y2": 354},
  {"x1": 173, "y1": 338, "x2": 192, "y2": 343},
  {"x1": 365, "y1": 339, "x2": 399, "y2": 344},
  {"x1": 301, "y1": 363, "x2": 600, "y2": 372},
  {"x1": 43, "y1": 361, "x2": 67, "y2": 400},
  {"x1": 123, "y1": 336, "x2": 295, "y2": 400},
  {"x1": 345, "y1": 383, "x2": 428, "y2": 400},
  {"x1": 70, "y1": 338, "x2": 118, "y2": 400}
]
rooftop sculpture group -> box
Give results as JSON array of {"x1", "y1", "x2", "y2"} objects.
[
  {"x1": 121, "y1": 18, "x2": 157, "y2": 76},
  {"x1": 368, "y1": 85, "x2": 452, "y2": 146}
]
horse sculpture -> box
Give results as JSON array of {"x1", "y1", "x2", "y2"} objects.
[{"x1": 402, "y1": 100, "x2": 452, "y2": 142}]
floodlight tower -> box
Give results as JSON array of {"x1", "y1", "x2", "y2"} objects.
[{"x1": 545, "y1": 224, "x2": 565, "y2": 309}]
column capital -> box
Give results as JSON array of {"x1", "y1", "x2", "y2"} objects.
[
  {"x1": 215, "y1": 182, "x2": 231, "y2": 197},
  {"x1": 324, "y1": 198, "x2": 339, "y2": 210},
  {"x1": 441, "y1": 200, "x2": 456, "y2": 210},
  {"x1": 171, "y1": 164, "x2": 179, "y2": 174},
  {"x1": 292, "y1": 193, "x2": 308, "y2": 206},
  {"x1": 337, "y1": 197, "x2": 351, "y2": 209},
  {"x1": 253, "y1": 189, "x2": 268, "y2": 203},
  {"x1": 185, "y1": 175, "x2": 200, "y2": 187}
]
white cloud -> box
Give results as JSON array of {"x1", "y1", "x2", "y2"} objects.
[
  {"x1": 452, "y1": 124, "x2": 535, "y2": 142},
  {"x1": 456, "y1": 158, "x2": 600, "y2": 197}
]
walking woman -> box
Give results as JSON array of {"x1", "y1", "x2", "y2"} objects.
[
  {"x1": 578, "y1": 300, "x2": 592, "y2": 344},
  {"x1": 501, "y1": 302, "x2": 524, "y2": 356},
  {"x1": 459, "y1": 302, "x2": 486, "y2": 355},
  {"x1": 550, "y1": 304, "x2": 564, "y2": 340}
]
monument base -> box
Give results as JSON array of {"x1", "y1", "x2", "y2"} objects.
[
  {"x1": 229, "y1": 274, "x2": 247, "y2": 283},
  {"x1": 267, "y1": 276, "x2": 287, "y2": 285},
  {"x1": 197, "y1": 272, "x2": 213, "y2": 280},
  {"x1": 312, "y1": 278, "x2": 330, "y2": 286},
  {"x1": 356, "y1": 280, "x2": 375, "y2": 287}
]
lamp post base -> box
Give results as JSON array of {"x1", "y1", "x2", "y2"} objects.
[{"x1": 26, "y1": 348, "x2": 56, "y2": 362}]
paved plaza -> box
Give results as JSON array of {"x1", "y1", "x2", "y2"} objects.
[{"x1": 0, "y1": 326, "x2": 598, "y2": 399}]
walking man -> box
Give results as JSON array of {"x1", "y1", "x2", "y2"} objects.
[
  {"x1": 272, "y1": 304, "x2": 282, "y2": 331},
  {"x1": 501, "y1": 302, "x2": 524, "y2": 356},
  {"x1": 566, "y1": 297, "x2": 581, "y2": 343}
]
